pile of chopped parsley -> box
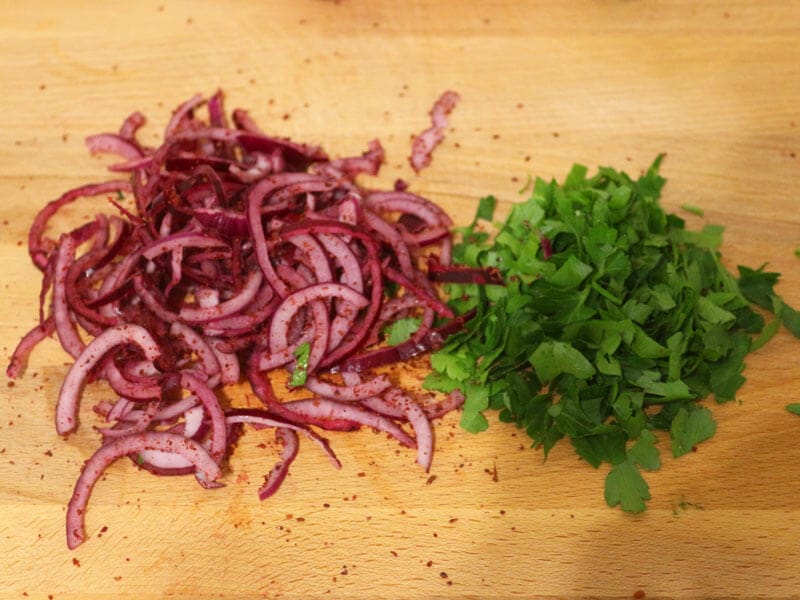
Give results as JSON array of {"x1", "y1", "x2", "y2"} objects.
[{"x1": 425, "y1": 156, "x2": 800, "y2": 512}]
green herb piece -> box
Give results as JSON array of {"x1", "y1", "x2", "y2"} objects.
[
  {"x1": 670, "y1": 406, "x2": 717, "y2": 457},
  {"x1": 605, "y1": 461, "x2": 650, "y2": 513},
  {"x1": 787, "y1": 403, "x2": 800, "y2": 416},
  {"x1": 681, "y1": 204, "x2": 704, "y2": 216},
  {"x1": 473, "y1": 195, "x2": 497, "y2": 224},
  {"x1": 289, "y1": 342, "x2": 311, "y2": 387},
  {"x1": 384, "y1": 317, "x2": 422, "y2": 346},
  {"x1": 604, "y1": 430, "x2": 660, "y2": 513},
  {"x1": 116, "y1": 190, "x2": 125, "y2": 201},
  {"x1": 429, "y1": 156, "x2": 800, "y2": 513}
]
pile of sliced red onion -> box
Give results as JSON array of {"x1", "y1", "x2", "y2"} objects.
[{"x1": 7, "y1": 90, "x2": 471, "y2": 549}]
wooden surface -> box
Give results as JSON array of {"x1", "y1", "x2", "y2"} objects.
[{"x1": 2, "y1": 1, "x2": 800, "y2": 598}]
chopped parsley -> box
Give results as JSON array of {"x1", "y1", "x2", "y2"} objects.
[
  {"x1": 426, "y1": 156, "x2": 800, "y2": 512},
  {"x1": 384, "y1": 317, "x2": 422, "y2": 346},
  {"x1": 289, "y1": 342, "x2": 311, "y2": 387},
  {"x1": 680, "y1": 203, "x2": 704, "y2": 216}
]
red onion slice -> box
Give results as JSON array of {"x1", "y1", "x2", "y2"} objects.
[
  {"x1": 28, "y1": 180, "x2": 131, "y2": 270},
  {"x1": 384, "y1": 388, "x2": 433, "y2": 471},
  {"x1": 226, "y1": 408, "x2": 341, "y2": 470},
  {"x1": 66, "y1": 431, "x2": 222, "y2": 549},
  {"x1": 257, "y1": 428, "x2": 298, "y2": 500},
  {"x1": 56, "y1": 324, "x2": 162, "y2": 435},
  {"x1": 52, "y1": 235, "x2": 87, "y2": 359},
  {"x1": 85, "y1": 133, "x2": 145, "y2": 162},
  {"x1": 303, "y1": 374, "x2": 392, "y2": 402},
  {"x1": 409, "y1": 90, "x2": 460, "y2": 173},
  {"x1": 180, "y1": 372, "x2": 227, "y2": 463},
  {"x1": 282, "y1": 398, "x2": 416, "y2": 448},
  {"x1": 179, "y1": 269, "x2": 263, "y2": 323}
]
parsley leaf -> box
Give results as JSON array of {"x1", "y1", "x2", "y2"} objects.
[
  {"x1": 384, "y1": 317, "x2": 422, "y2": 346},
  {"x1": 473, "y1": 195, "x2": 497, "y2": 224},
  {"x1": 681, "y1": 204, "x2": 704, "y2": 216},
  {"x1": 604, "y1": 461, "x2": 650, "y2": 513},
  {"x1": 604, "y1": 430, "x2": 660, "y2": 513},
  {"x1": 430, "y1": 156, "x2": 800, "y2": 513},
  {"x1": 670, "y1": 406, "x2": 717, "y2": 458},
  {"x1": 289, "y1": 342, "x2": 311, "y2": 387}
]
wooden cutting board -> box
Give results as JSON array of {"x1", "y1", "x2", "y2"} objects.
[{"x1": 2, "y1": 1, "x2": 800, "y2": 598}]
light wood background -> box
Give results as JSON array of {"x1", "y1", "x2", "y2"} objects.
[{"x1": 2, "y1": 1, "x2": 800, "y2": 598}]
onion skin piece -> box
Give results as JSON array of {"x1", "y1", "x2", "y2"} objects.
[
  {"x1": 56, "y1": 324, "x2": 162, "y2": 436},
  {"x1": 66, "y1": 431, "x2": 222, "y2": 549}
]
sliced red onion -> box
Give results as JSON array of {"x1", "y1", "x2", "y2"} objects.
[
  {"x1": 226, "y1": 408, "x2": 341, "y2": 470},
  {"x1": 153, "y1": 394, "x2": 199, "y2": 421},
  {"x1": 105, "y1": 359, "x2": 161, "y2": 400},
  {"x1": 207, "y1": 89, "x2": 228, "y2": 129},
  {"x1": 384, "y1": 388, "x2": 433, "y2": 471},
  {"x1": 268, "y1": 282, "x2": 368, "y2": 374},
  {"x1": 409, "y1": 90, "x2": 460, "y2": 172},
  {"x1": 340, "y1": 309, "x2": 475, "y2": 373},
  {"x1": 193, "y1": 206, "x2": 249, "y2": 238},
  {"x1": 7, "y1": 318, "x2": 55, "y2": 379},
  {"x1": 283, "y1": 399, "x2": 416, "y2": 448},
  {"x1": 425, "y1": 390, "x2": 466, "y2": 420},
  {"x1": 118, "y1": 111, "x2": 147, "y2": 141},
  {"x1": 365, "y1": 190, "x2": 453, "y2": 227},
  {"x1": 237, "y1": 132, "x2": 328, "y2": 170},
  {"x1": 316, "y1": 139, "x2": 384, "y2": 178},
  {"x1": 384, "y1": 266, "x2": 454, "y2": 319},
  {"x1": 56, "y1": 324, "x2": 162, "y2": 435},
  {"x1": 66, "y1": 431, "x2": 222, "y2": 549},
  {"x1": 29, "y1": 180, "x2": 132, "y2": 270},
  {"x1": 287, "y1": 234, "x2": 333, "y2": 284},
  {"x1": 105, "y1": 397, "x2": 136, "y2": 422},
  {"x1": 363, "y1": 210, "x2": 415, "y2": 279},
  {"x1": 85, "y1": 133, "x2": 145, "y2": 162},
  {"x1": 178, "y1": 269, "x2": 263, "y2": 323},
  {"x1": 164, "y1": 93, "x2": 205, "y2": 138},
  {"x1": 97, "y1": 398, "x2": 160, "y2": 438},
  {"x1": 52, "y1": 235, "x2": 87, "y2": 358},
  {"x1": 12, "y1": 91, "x2": 469, "y2": 549},
  {"x1": 247, "y1": 173, "x2": 333, "y2": 298},
  {"x1": 141, "y1": 231, "x2": 227, "y2": 261},
  {"x1": 427, "y1": 260, "x2": 504, "y2": 285},
  {"x1": 257, "y1": 428, "x2": 298, "y2": 500},
  {"x1": 247, "y1": 365, "x2": 359, "y2": 432},
  {"x1": 303, "y1": 374, "x2": 392, "y2": 402},
  {"x1": 180, "y1": 372, "x2": 227, "y2": 463},
  {"x1": 170, "y1": 322, "x2": 221, "y2": 378},
  {"x1": 207, "y1": 338, "x2": 241, "y2": 384}
]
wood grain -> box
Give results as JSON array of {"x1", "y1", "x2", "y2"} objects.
[{"x1": 2, "y1": 1, "x2": 800, "y2": 598}]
